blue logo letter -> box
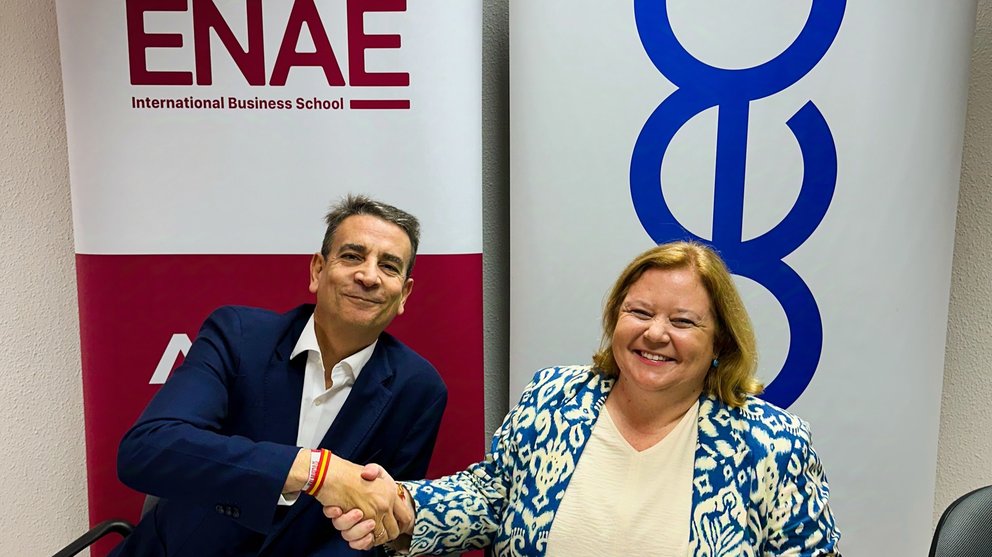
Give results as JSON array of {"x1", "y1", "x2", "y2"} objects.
[{"x1": 630, "y1": 1, "x2": 846, "y2": 407}]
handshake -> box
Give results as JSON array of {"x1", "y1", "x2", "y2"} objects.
[{"x1": 306, "y1": 453, "x2": 415, "y2": 550}]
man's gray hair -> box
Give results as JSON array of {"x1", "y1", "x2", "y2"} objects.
[{"x1": 321, "y1": 194, "x2": 421, "y2": 276}]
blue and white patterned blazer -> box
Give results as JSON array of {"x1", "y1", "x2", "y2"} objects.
[{"x1": 404, "y1": 366, "x2": 841, "y2": 556}]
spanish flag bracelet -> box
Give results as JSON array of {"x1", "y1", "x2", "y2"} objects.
[{"x1": 303, "y1": 449, "x2": 331, "y2": 496}]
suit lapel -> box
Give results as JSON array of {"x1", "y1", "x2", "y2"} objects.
[
  {"x1": 259, "y1": 307, "x2": 311, "y2": 446},
  {"x1": 261, "y1": 339, "x2": 395, "y2": 553},
  {"x1": 688, "y1": 395, "x2": 751, "y2": 556},
  {"x1": 317, "y1": 340, "x2": 394, "y2": 458}
]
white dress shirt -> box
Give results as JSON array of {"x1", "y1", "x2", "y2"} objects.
[{"x1": 278, "y1": 313, "x2": 377, "y2": 506}]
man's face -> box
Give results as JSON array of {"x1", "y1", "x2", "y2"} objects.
[{"x1": 309, "y1": 214, "x2": 414, "y2": 338}]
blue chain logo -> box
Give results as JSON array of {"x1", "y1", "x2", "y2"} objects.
[{"x1": 630, "y1": 1, "x2": 846, "y2": 407}]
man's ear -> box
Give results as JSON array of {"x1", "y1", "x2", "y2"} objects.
[
  {"x1": 396, "y1": 278, "x2": 414, "y2": 316},
  {"x1": 308, "y1": 253, "x2": 324, "y2": 295}
]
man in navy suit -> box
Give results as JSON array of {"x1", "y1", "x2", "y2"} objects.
[{"x1": 110, "y1": 195, "x2": 448, "y2": 556}]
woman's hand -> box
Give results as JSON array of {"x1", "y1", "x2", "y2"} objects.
[
  {"x1": 324, "y1": 463, "x2": 415, "y2": 550},
  {"x1": 325, "y1": 507, "x2": 377, "y2": 550}
]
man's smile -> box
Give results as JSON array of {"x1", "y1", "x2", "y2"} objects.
[{"x1": 344, "y1": 293, "x2": 384, "y2": 305}]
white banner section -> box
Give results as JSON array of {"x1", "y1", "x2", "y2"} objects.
[
  {"x1": 58, "y1": 0, "x2": 481, "y2": 255},
  {"x1": 510, "y1": 1, "x2": 974, "y2": 554}
]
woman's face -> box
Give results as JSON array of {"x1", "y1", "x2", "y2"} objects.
[{"x1": 611, "y1": 266, "x2": 718, "y2": 399}]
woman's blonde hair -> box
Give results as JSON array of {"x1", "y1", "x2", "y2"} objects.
[{"x1": 591, "y1": 241, "x2": 762, "y2": 407}]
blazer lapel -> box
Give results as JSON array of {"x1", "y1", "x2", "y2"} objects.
[
  {"x1": 318, "y1": 341, "x2": 394, "y2": 457},
  {"x1": 260, "y1": 339, "x2": 395, "y2": 553},
  {"x1": 519, "y1": 371, "x2": 613, "y2": 555},
  {"x1": 688, "y1": 395, "x2": 752, "y2": 556},
  {"x1": 261, "y1": 308, "x2": 311, "y2": 446}
]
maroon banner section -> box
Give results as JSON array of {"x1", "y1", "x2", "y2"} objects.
[{"x1": 76, "y1": 253, "x2": 483, "y2": 556}]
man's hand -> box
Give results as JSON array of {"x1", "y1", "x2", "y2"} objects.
[
  {"x1": 324, "y1": 463, "x2": 415, "y2": 550},
  {"x1": 312, "y1": 456, "x2": 403, "y2": 544}
]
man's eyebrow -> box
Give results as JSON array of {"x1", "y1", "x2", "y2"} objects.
[
  {"x1": 338, "y1": 243, "x2": 368, "y2": 254},
  {"x1": 380, "y1": 253, "x2": 405, "y2": 269}
]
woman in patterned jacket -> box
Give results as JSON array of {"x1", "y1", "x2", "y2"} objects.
[{"x1": 329, "y1": 241, "x2": 841, "y2": 556}]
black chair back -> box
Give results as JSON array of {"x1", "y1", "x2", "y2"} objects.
[
  {"x1": 51, "y1": 520, "x2": 134, "y2": 557},
  {"x1": 930, "y1": 484, "x2": 992, "y2": 557},
  {"x1": 52, "y1": 496, "x2": 156, "y2": 556}
]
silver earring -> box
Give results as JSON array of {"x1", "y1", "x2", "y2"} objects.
[{"x1": 712, "y1": 358, "x2": 719, "y2": 368}]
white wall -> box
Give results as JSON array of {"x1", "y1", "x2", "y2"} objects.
[
  {"x1": 934, "y1": 0, "x2": 992, "y2": 521},
  {"x1": 0, "y1": 1, "x2": 90, "y2": 555},
  {"x1": 2, "y1": 1, "x2": 989, "y2": 554}
]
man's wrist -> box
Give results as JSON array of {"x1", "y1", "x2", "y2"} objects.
[{"x1": 283, "y1": 448, "x2": 312, "y2": 494}]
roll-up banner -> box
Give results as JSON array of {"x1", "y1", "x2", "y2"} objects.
[
  {"x1": 511, "y1": 1, "x2": 974, "y2": 554},
  {"x1": 56, "y1": 1, "x2": 482, "y2": 554}
]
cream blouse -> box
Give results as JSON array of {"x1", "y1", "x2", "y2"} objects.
[{"x1": 545, "y1": 400, "x2": 700, "y2": 556}]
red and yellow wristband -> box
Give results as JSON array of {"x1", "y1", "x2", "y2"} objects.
[{"x1": 302, "y1": 448, "x2": 332, "y2": 496}]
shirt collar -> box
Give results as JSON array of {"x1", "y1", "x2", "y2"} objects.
[{"x1": 291, "y1": 313, "x2": 377, "y2": 382}]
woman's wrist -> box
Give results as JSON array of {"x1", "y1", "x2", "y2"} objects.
[
  {"x1": 397, "y1": 484, "x2": 416, "y2": 535},
  {"x1": 385, "y1": 486, "x2": 415, "y2": 554}
]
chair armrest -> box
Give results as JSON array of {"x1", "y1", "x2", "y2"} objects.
[{"x1": 52, "y1": 519, "x2": 134, "y2": 557}]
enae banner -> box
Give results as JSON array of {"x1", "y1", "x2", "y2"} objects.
[
  {"x1": 56, "y1": 1, "x2": 481, "y2": 555},
  {"x1": 510, "y1": 1, "x2": 974, "y2": 554}
]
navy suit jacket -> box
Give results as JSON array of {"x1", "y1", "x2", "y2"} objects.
[{"x1": 110, "y1": 304, "x2": 448, "y2": 557}]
